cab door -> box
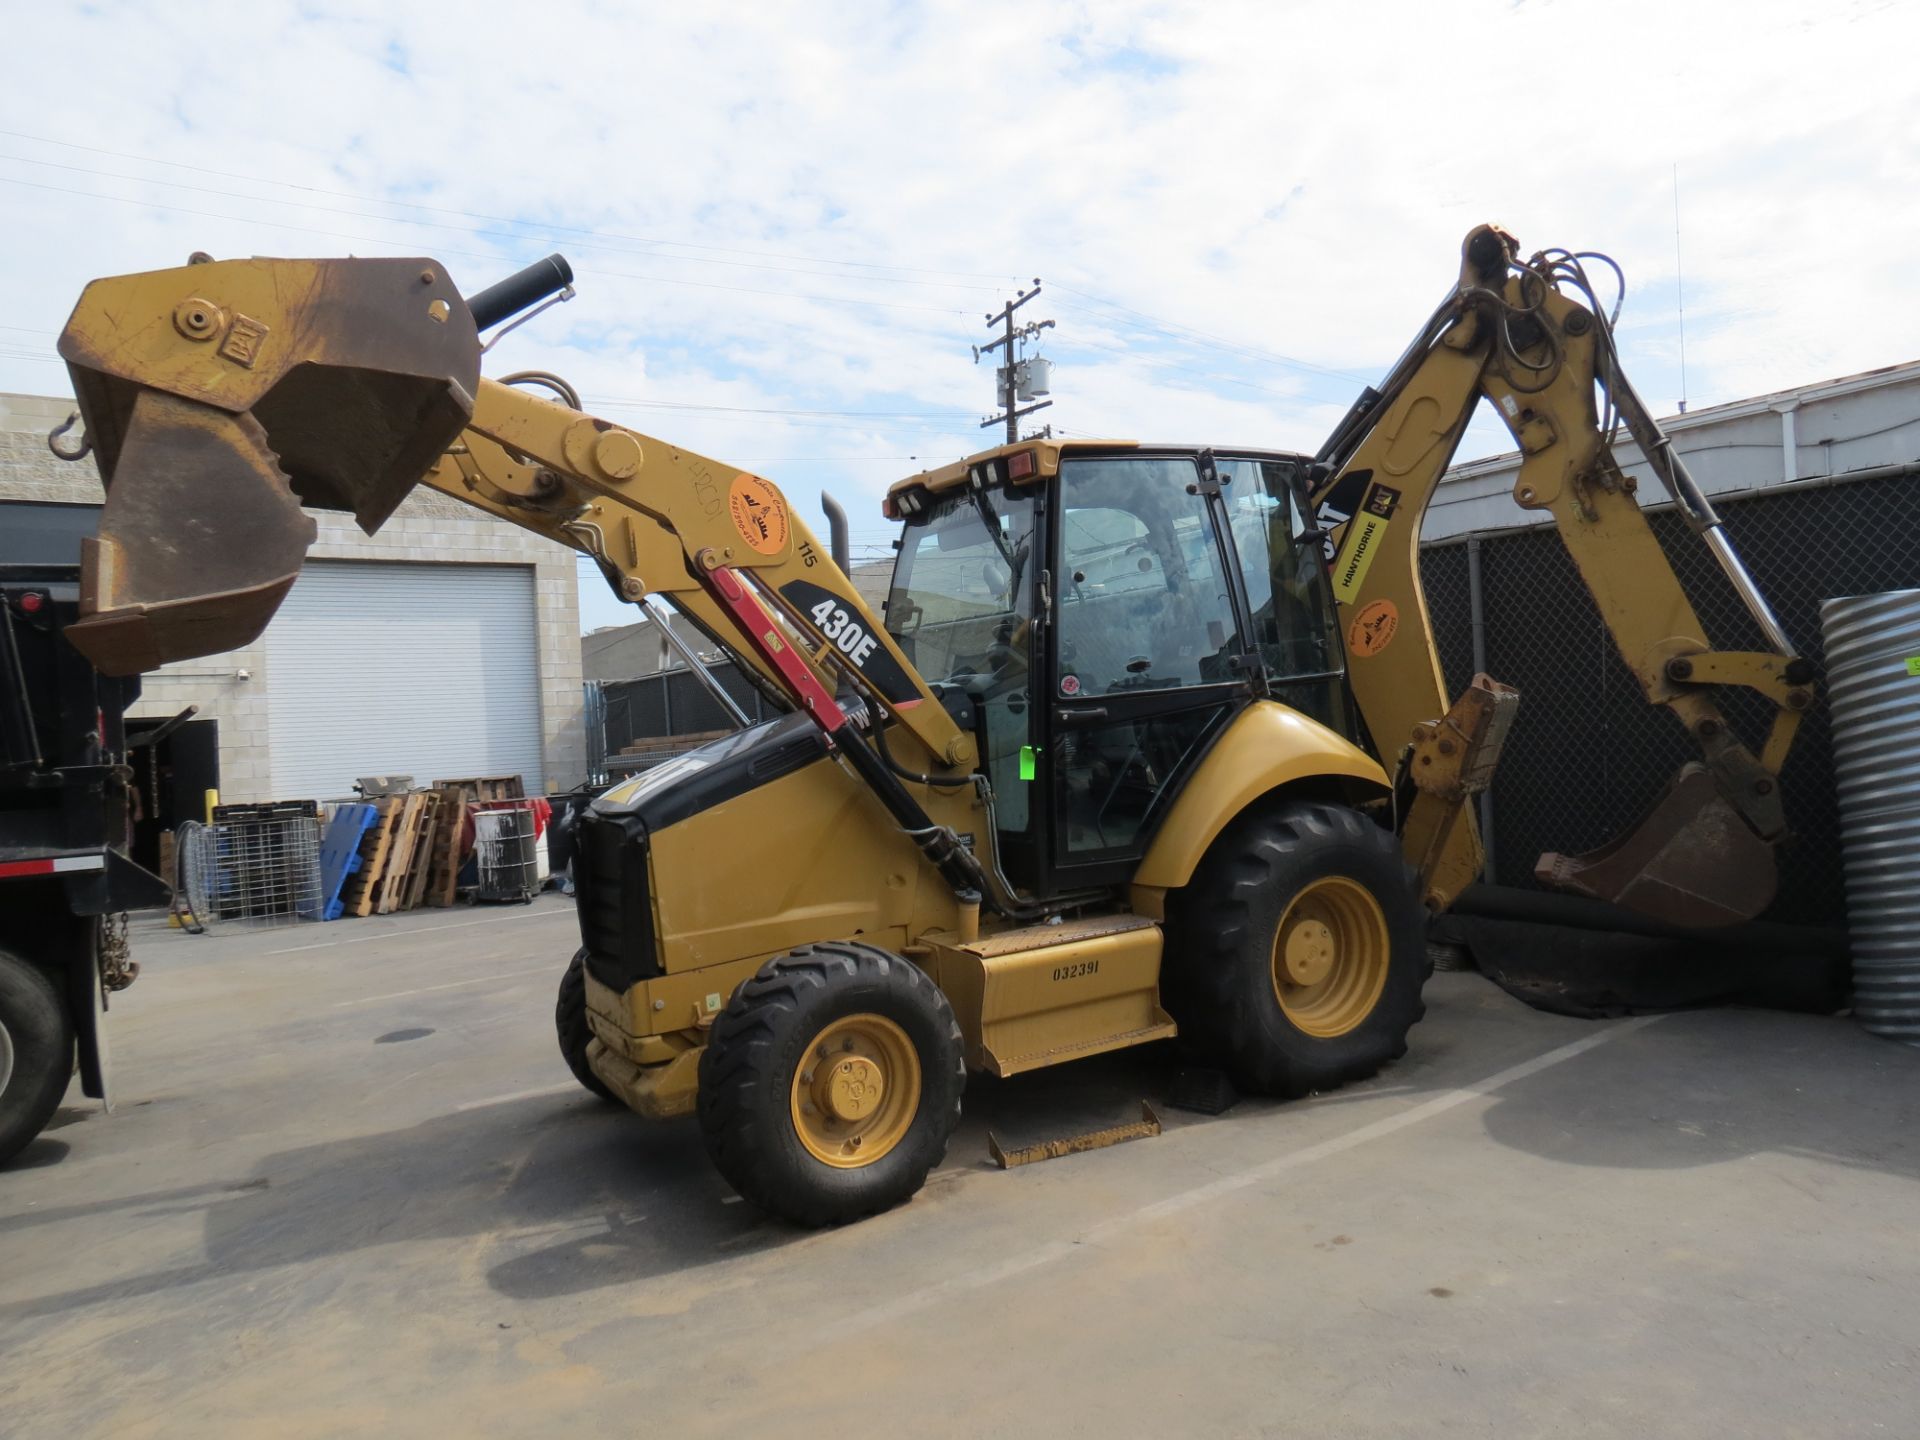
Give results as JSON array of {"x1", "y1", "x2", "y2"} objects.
[
  {"x1": 1043, "y1": 452, "x2": 1251, "y2": 889},
  {"x1": 882, "y1": 483, "x2": 1048, "y2": 895}
]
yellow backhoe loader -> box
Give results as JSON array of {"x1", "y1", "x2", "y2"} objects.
[{"x1": 52, "y1": 226, "x2": 1812, "y2": 1224}]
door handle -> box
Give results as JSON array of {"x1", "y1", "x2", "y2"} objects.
[{"x1": 1054, "y1": 706, "x2": 1109, "y2": 729}]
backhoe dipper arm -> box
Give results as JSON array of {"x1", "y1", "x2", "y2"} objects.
[{"x1": 1308, "y1": 226, "x2": 1812, "y2": 927}]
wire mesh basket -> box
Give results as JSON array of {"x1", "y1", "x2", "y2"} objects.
[
  {"x1": 174, "y1": 819, "x2": 213, "y2": 933},
  {"x1": 174, "y1": 809, "x2": 323, "y2": 931}
]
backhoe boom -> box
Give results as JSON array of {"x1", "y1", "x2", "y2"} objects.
[{"x1": 1307, "y1": 226, "x2": 1810, "y2": 925}]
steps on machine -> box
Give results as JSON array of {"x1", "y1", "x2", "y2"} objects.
[{"x1": 918, "y1": 913, "x2": 1176, "y2": 1077}]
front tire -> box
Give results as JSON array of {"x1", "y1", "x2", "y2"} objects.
[
  {"x1": 555, "y1": 950, "x2": 615, "y2": 1102},
  {"x1": 697, "y1": 942, "x2": 964, "y2": 1227},
  {"x1": 1165, "y1": 801, "x2": 1428, "y2": 1098},
  {"x1": 0, "y1": 949, "x2": 74, "y2": 1166}
]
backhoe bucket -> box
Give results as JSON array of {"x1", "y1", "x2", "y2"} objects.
[
  {"x1": 1535, "y1": 764, "x2": 1779, "y2": 928},
  {"x1": 56, "y1": 256, "x2": 480, "y2": 675}
]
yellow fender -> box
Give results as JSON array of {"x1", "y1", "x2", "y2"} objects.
[{"x1": 1131, "y1": 702, "x2": 1389, "y2": 901}]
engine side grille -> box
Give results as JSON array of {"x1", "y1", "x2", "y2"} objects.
[{"x1": 574, "y1": 812, "x2": 661, "y2": 992}]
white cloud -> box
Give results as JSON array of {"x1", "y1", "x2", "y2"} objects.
[{"x1": 4, "y1": 0, "x2": 1914, "y2": 632}]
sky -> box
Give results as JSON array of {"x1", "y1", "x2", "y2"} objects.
[{"x1": 3, "y1": 0, "x2": 1914, "y2": 632}]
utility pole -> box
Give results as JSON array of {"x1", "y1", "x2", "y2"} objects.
[{"x1": 976, "y1": 280, "x2": 1055, "y2": 443}]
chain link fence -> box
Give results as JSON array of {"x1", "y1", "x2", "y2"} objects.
[
  {"x1": 588, "y1": 663, "x2": 778, "y2": 781},
  {"x1": 1421, "y1": 467, "x2": 1920, "y2": 927}
]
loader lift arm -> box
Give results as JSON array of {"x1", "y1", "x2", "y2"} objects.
[
  {"x1": 55, "y1": 253, "x2": 1011, "y2": 912},
  {"x1": 1308, "y1": 225, "x2": 1812, "y2": 926}
]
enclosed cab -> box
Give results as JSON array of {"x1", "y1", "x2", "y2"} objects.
[{"x1": 878, "y1": 440, "x2": 1376, "y2": 899}]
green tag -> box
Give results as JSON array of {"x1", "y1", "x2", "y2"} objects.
[
  {"x1": 1018, "y1": 745, "x2": 1038, "y2": 781},
  {"x1": 1906, "y1": 657, "x2": 1920, "y2": 677}
]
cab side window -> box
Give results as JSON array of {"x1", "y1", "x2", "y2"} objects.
[{"x1": 1215, "y1": 457, "x2": 1351, "y2": 732}]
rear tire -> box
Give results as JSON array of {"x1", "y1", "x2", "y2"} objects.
[
  {"x1": 555, "y1": 950, "x2": 615, "y2": 1102},
  {"x1": 1164, "y1": 801, "x2": 1428, "y2": 1098},
  {"x1": 0, "y1": 949, "x2": 74, "y2": 1166},
  {"x1": 698, "y1": 942, "x2": 964, "y2": 1227}
]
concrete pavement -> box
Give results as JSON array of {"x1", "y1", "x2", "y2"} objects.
[{"x1": 3, "y1": 900, "x2": 1916, "y2": 1438}]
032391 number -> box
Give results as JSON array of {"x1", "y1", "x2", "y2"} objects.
[{"x1": 1051, "y1": 959, "x2": 1100, "y2": 982}]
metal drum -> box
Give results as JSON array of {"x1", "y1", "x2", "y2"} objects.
[
  {"x1": 1820, "y1": 589, "x2": 1920, "y2": 1045},
  {"x1": 474, "y1": 805, "x2": 540, "y2": 904}
]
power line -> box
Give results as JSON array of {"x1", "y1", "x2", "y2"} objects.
[
  {"x1": 1050, "y1": 336, "x2": 1310, "y2": 402},
  {"x1": 581, "y1": 393, "x2": 972, "y2": 420},
  {"x1": 0, "y1": 127, "x2": 1022, "y2": 285},
  {"x1": 2, "y1": 131, "x2": 1407, "y2": 422},
  {"x1": 1050, "y1": 283, "x2": 1373, "y2": 385},
  {"x1": 0, "y1": 176, "x2": 977, "y2": 317},
  {"x1": 0, "y1": 151, "x2": 1011, "y2": 297},
  {"x1": 0, "y1": 139, "x2": 1388, "y2": 386}
]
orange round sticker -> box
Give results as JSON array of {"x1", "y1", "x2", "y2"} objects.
[
  {"x1": 728, "y1": 473, "x2": 789, "y2": 556},
  {"x1": 1347, "y1": 598, "x2": 1399, "y2": 657}
]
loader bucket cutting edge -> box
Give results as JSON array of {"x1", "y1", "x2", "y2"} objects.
[{"x1": 1535, "y1": 764, "x2": 1779, "y2": 929}]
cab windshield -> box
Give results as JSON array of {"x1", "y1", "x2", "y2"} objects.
[{"x1": 883, "y1": 487, "x2": 1039, "y2": 684}]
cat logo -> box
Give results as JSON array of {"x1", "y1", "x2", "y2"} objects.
[{"x1": 728, "y1": 473, "x2": 789, "y2": 556}]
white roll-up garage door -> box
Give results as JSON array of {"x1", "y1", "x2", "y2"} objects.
[{"x1": 264, "y1": 561, "x2": 545, "y2": 800}]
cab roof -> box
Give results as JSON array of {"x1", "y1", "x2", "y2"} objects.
[
  {"x1": 882, "y1": 437, "x2": 1316, "y2": 504},
  {"x1": 883, "y1": 437, "x2": 1131, "y2": 501}
]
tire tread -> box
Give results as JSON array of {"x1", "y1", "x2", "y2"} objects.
[
  {"x1": 555, "y1": 951, "x2": 616, "y2": 1102},
  {"x1": 1165, "y1": 801, "x2": 1427, "y2": 1100},
  {"x1": 698, "y1": 942, "x2": 963, "y2": 1227}
]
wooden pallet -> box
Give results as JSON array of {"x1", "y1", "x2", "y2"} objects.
[
  {"x1": 433, "y1": 774, "x2": 523, "y2": 803},
  {"x1": 341, "y1": 798, "x2": 404, "y2": 918},
  {"x1": 401, "y1": 792, "x2": 445, "y2": 912},
  {"x1": 375, "y1": 792, "x2": 429, "y2": 915},
  {"x1": 424, "y1": 786, "x2": 466, "y2": 908},
  {"x1": 617, "y1": 729, "x2": 729, "y2": 760}
]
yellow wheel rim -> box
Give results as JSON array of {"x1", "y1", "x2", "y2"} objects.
[
  {"x1": 1270, "y1": 876, "x2": 1391, "y2": 1039},
  {"x1": 789, "y1": 1013, "x2": 921, "y2": 1169}
]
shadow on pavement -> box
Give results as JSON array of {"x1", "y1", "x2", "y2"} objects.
[
  {"x1": 2, "y1": 1042, "x2": 1253, "y2": 1317},
  {"x1": 2, "y1": 1137, "x2": 71, "y2": 1171},
  {"x1": 1477, "y1": 1004, "x2": 1920, "y2": 1181},
  {"x1": 0, "y1": 1094, "x2": 783, "y2": 1319},
  {"x1": 13, "y1": 975, "x2": 1915, "y2": 1324}
]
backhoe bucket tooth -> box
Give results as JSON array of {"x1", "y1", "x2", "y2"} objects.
[
  {"x1": 56, "y1": 255, "x2": 480, "y2": 674},
  {"x1": 1535, "y1": 764, "x2": 1779, "y2": 929}
]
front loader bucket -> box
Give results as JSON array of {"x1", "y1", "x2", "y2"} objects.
[
  {"x1": 56, "y1": 256, "x2": 480, "y2": 675},
  {"x1": 1535, "y1": 764, "x2": 1779, "y2": 928}
]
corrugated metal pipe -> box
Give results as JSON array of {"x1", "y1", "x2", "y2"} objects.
[{"x1": 1820, "y1": 588, "x2": 1920, "y2": 1045}]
